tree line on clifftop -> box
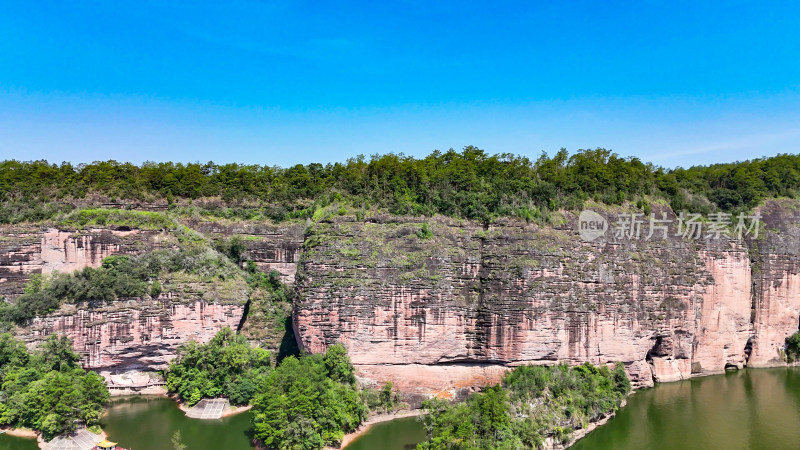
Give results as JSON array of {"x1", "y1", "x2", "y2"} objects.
[{"x1": 2, "y1": 147, "x2": 798, "y2": 224}]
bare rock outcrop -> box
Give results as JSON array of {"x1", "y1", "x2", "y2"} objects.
[
  {"x1": 0, "y1": 226, "x2": 164, "y2": 298},
  {"x1": 17, "y1": 299, "x2": 244, "y2": 371},
  {"x1": 294, "y1": 201, "x2": 800, "y2": 396},
  {"x1": 5, "y1": 201, "x2": 800, "y2": 398}
]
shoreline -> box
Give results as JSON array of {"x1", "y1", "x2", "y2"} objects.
[
  {"x1": 0, "y1": 426, "x2": 107, "y2": 450},
  {"x1": 107, "y1": 391, "x2": 254, "y2": 418},
  {"x1": 557, "y1": 399, "x2": 627, "y2": 449},
  {"x1": 337, "y1": 409, "x2": 424, "y2": 449},
  {"x1": 0, "y1": 426, "x2": 38, "y2": 439},
  {"x1": 172, "y1": 395, "x2": 254, "y2": 418},
  {"x1": 108, "y1": 385, "x2": 168, "y2": 397}
]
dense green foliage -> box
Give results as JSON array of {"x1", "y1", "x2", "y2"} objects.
[
  {"x1": 164, "y1": 328, "x2": 372, "y2": 449},
  {"x1": 166, "y1": 327, "x2": 271, "y2": 406},
  {"x1": 56, "y1": 208, "x2": 175, "y2": 230},
  {"x1": 238, "y1": 260, "x2": 297, "y2": 359},
  {"x1": 2, "y1": 148, "x2": 798, "y2": 224},
  {"x1": 0, "y1": 333, "x2": 109, "y2": 439},
  {"x1": 0, "y1": 245, "x2": 241, "y2": 323},
  {"x1": 417, "y1": 362, "x2": 631, "y2": 449},
  {"x1": 251, "y1": 343, "x2": 367, "y2": 449},
  {"x1": 785, "y1": 332, "x2": 800, "y2": 363}
]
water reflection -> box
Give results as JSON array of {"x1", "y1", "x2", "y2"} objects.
[{"x1": 573, "y1": 367, "x2": 800, "y2": 450}]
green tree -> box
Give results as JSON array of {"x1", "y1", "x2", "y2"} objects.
[
  {"x1": 251, "y1": 348, "x2": 366, "y2": 449},
  {"x1": 0, "y1": 334, "x2": 109, "y2": 439},
  {"x1": 786, "y1": 332, "x2": 800, "y2": 362},
  {"x1": 417, "y1": 363, "x2": 630, "y2": 449},
  {"x1": 165, "y1": 327, "x2": 271, "y2": 406},
  {"x1": 39, "y1": 334, "x2": 80, "y2": 372},
  {"x1": 171, "y1": 430, "x2": 187, "y2": 450},
  {"x1": 323, "y1": 343, "x2": 356, "y2": 385}
]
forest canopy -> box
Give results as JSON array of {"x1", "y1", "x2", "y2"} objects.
[
  {"x1": 250, "y1": 343, "x2": 367, "y2": 449},
  {"x1": 417, "y1": 362, "x2": 631, "y2": 449},
  {"x1": 165, "y1": 327, "x2": 370, "y2": 450},
  {"x1": 166, "y1": 327, "x2": 271, "y2": 406},
  {"x1": 0, "y1": 333, "x2": 109, "y2": 439},
  {"x1": 2, "y1": 148, "x2": 798, "y2": 224}
]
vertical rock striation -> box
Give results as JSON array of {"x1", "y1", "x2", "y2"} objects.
[
  {"x1": 4, "y1": 202, "x2": 800, "y2": 396},
  {"x1": 19, "y1": 299, "x2": 244, "y2": 371},
  {"x1": 294, "y1": 201, "x2": 800, "y2": 396},
  {"x1": 0, "y1": 226, "x2": 163, "y2": 297}
]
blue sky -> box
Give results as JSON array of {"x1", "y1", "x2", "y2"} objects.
[{"x1": 0, "y1": 1, "x2": 798, "y2": 168}]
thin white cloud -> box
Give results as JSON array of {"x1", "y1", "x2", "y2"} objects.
[{"x1": 644, "y1": 129, "x2": 800, "y2": 166}]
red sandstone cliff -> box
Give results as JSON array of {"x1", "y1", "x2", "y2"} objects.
[
  {"x1": 1, "y1": 221, "x2": 297, "y2": 387},
  {"x1": 294, "y1": 200, "x2": 800, "y2": 397},
  {"x1": 3, "y1": 201, "x2": 800, "y2": 398}
]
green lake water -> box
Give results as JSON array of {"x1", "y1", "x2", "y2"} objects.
[
  {"x1": 343, "y1": 416, "x2": 426, "y2": 450},
  {"x1": 574, "y1": 367, "x2": 800, "y2": 450},
  {"x1": 3, "y1": 367, "x2": 799, "y2": 450},
  {"x1": 101, "y1": 396, "x2": 254, "y2": 450},
  {"x1": 0, "y1": 433, "x2": 38, "y2": 450}
]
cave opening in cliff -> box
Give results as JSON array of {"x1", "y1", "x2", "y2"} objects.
[
  {"x1": 277, "y1": 315, "x2": 300, "y2": 363},
  {"x1": 646, "y1": 336, "x2": 665, "y2": 363},
  {"x1": 744, "y1": 336, "x2": 754, "y2": 366}
]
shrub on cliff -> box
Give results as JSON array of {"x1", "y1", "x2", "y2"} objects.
[
  {"x1": 417, "y1": 362, "x2": 630, "y2": 449},
  {"x1": 251, "y1": 343, "x2": 367, "y2": 449},
  {"x1": 240, "y1": 264, "x2": 296, "y2": 353},
  {"x1": 56, "y1": 208, "x2": 175, "y2": 230},
  {"x1": 785, "y1": 332, "x2": 800, "y2": 362},
  {"x1": 416, "y1": 222, "x2": 433, "y2": 239},
  {"x1": 0, "y1": 244, "x2": 244, "y2": 323},
  {"x1": 0, "y1": 333, "x2": 109, "y2": 440},
  {"x1": 165, "y1": 327, "x2": 271, "y2": 406}
]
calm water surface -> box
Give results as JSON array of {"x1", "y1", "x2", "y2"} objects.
[
  {"x1": 574, "y1": 367, "x2": 800, "y2": 450},
  {"x1": 4, "y1": 368, "x2": 799, "y2": 450},
  {"x1": 344, "y1": 416, "x2": 426, "y2": 450},
  {"x1": 101, "y1": 396, "x2": 253, "y2": 450},
  {"x1": 0, "y1": 433, "x2": 38, "y2": 450}
]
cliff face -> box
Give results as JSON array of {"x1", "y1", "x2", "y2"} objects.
[
  {"x1": 3, "y1": 201, "x2": 800, "y2": 397},
  {"x1": 0, "y1": 226, "x2": 163, "y2": 298},
  {"x1": 18, "y1": 299, "x2": 243, "y2": 373},
  {"x1": 294, "y1": 201, "x2": 800, "y2": 396},
  {"x1": 186, "y1": 218, "x2": 305, "y2": 284},
  {"x1": 1, "y1": 222, "x2": 261, "y2": 385},
  {"x1": 748, "y1": 201, "x2": 800, "y2": 367}
]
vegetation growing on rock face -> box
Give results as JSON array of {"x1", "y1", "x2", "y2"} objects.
[
  {"x1": 251, "y1": 343, "x2": 367, "y2": 449},
  {"x1": 416, "y1": 222, "x2": 433, "y2": 240},
  {"x1": 0, "y1": 333, "x2": 109, "y2": 439},
  {"x1": 785, "y1": 332, "x2": 800, "y2": 363},
  {"x1": 56, "y1": 208, "x2": 176, "y2": 230},
  {"x1": 2, "y1": 148, "x2": 798, "y2": 224},
  {"x1": 164, "y1": 328, "x2": 376, "y2": 450},
  {"x1": 239, "y1": 262, "x2": 296, "y2": 359},
  {"x1": 165, "y1": 327, "x2": 271, "y2": 406},
  {"x1": 0, "y1": 243, "x2": 244, "y2": 324},
  {"x1": 417, "y1": 362, "x2": 631, "y2": 449}
]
